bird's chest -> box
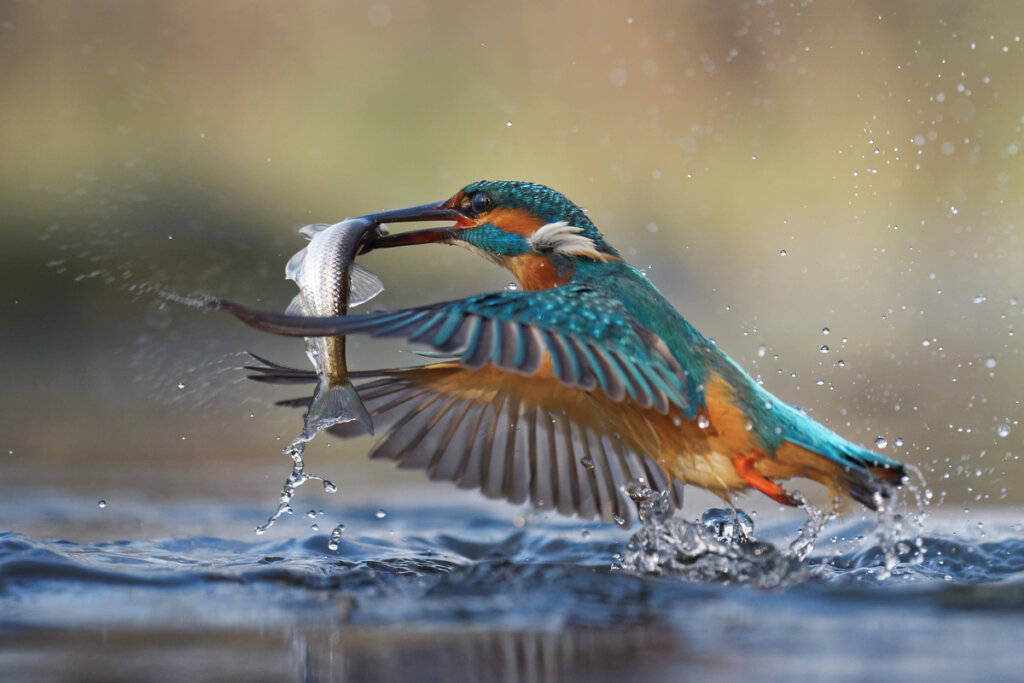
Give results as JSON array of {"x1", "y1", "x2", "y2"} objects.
[{"x1": 508, "y1": 253, "x2": 573, "y2": 291}]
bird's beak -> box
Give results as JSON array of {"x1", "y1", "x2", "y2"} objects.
[{"x1": 358, "y1": 201, "x2": 463, "y2": 253}]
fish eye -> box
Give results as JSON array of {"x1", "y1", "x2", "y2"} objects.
[{"x1": 470, "y1": 192, "x2": 492, "y2": 215}]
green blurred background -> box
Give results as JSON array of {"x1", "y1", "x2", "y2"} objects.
[{"x1": 1, "y1": 1, "x2": 1021, "y2": 529}]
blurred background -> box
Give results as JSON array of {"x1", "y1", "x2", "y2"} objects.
[{"x1": 1, "y1": 0, "x2": 1021, "y2": 537}]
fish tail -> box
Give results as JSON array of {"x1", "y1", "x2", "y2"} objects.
[{"x1": 303, "y1": 379, "x2": 374, "y2": 440}]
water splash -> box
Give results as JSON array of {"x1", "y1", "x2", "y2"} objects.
[
  {"x1": 616, "y1": 485, "x2": 809, "y2": 587},
  {"x1": 255, "y1": 438, "x2": 337, "y2": 535},
  {"x1": 618, "y1": 474, "x2": 929, "y2": 586}
]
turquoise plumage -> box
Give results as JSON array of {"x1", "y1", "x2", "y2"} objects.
[{"x1": 218, "y1": 179, "x2": 907, "y2": 522}]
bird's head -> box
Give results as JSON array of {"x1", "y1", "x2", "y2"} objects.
[{"x1": 361, "y1": 180, "x2": 620, "y2": 290}]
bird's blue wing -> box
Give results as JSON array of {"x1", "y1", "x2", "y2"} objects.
[{"x1": 216, "y1": 284, "x2": 697, "y2": 415}]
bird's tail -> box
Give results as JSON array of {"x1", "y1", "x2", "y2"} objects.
[{"x1": 760, "y1": 441, "x2": 906, "y2": 511}]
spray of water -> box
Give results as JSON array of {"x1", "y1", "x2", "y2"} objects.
[
  {"x1": 618, "y1": 473, "x2": 930, "y2": 586},
  {"x1": 254, "y1": 436, "x2": 338, "y2": 535}
]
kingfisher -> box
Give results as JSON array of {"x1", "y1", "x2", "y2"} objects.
[{"x1": 223, "y1": 180, "x2": 906, "y2": 523}]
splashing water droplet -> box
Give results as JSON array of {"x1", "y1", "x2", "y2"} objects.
[
  {"x1": 895, "y1": 437, "x2": 904, "y2": 447},
  {"x1": 504, "y1": 281, "x2": 519, "y2": 292},
  {"x1": 822, "y1": 327, "x2": 830, "y2": 335},
  {"x1": 327, "y1": 524, "x2": 344, "y2": 551},
  {"x1": 580, "y1": 455, "x2": 595, "y2": 469},
  {"x1": 819, "y1": 345, "x2": 829, "y2": 354},
  {"x1": 322, "y1": 480, "x2": 337, "y2": 493},
  {"x1": 375, "y1": 508, "x2": 387, "y2": 519},
  {"x1": 176, "y1": 381, "x2": 186, "y2": 389},
  {"x1": 97, "y1": 500, "x2": 107, "y2": 509},
  {"x1": 697, "y1": 415, "x2": 710, "y2": 429},
  {"x1": 779, "y1": 249, "x2": 787, "y2": 256},
  {"x1": 306, "y1": 509, "x2": 317, "y2": 519},
  {"x1": 875, "y1": 436, "x2": 888, "y2": 449},
  {"x1": 997, "y1": 425, "x2": 1011, "y2": 438},
  {"x1": 972, "y1": 294, "x2": 988, "y2": 304}
]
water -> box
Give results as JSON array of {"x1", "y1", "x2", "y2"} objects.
[{"x1": 3, "y1": 495, "x2": 1024, "y2": 682}]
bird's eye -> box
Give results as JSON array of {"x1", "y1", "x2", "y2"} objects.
[{"x1": 470, "y1": 192, "x2": 492, "y2": 215}]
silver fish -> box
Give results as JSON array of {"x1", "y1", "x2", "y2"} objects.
[{"x1": 285, "y1": 217, "x2": 384, "y2": 439}]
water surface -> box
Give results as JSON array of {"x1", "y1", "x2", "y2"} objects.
[{"x1": 2, "y1": 495, "x2": 1023, "y2": 682}]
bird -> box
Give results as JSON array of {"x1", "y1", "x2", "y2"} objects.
[{"x1": 227, "y1": 180, "x2": 907, "y2": 524}]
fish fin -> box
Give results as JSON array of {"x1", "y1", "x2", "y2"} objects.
[
  {"x1": 348, "y1": 263, "x2": 385, "y2": 307},
  {"x1": 285, "y1": 293, "x2": 306, "y2": 316},
  {"x1": 285, "y1": 248, "x2": 308, "y2": 283},
  {"x1": 303, "y1": 380, "x2": 374, "y2": 440},
  {"x1": 298, "y1": 223, "x2": 332, "y2": 238}
]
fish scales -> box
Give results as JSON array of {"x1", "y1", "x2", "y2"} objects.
[{"x1": 284, "y1": 218, "x2": 384, "y2": 439}]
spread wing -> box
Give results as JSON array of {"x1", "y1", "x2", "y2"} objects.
[
  {"x1": 248, "y1": 356, "x2": 686, "y2": 524},
  {"x1": 224, "y1": 285, "x2": 700, "y2": 523},
  {"x1": 216, "y1": 284, "x2": 700, "y2": 416}
]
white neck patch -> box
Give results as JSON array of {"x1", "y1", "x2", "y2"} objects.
[{"x1": 529, "y1": 221, "x2": 606, "y2": 260}]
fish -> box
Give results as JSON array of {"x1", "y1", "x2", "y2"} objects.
[{"x1": 283, "y1": 217, "x2": 385, "y2": 440}]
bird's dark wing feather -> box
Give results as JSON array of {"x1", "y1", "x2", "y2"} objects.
[
  {"x1": 218, "y1": 284, "x2": 697, "y2": 415},
  {"x1": 248, "y1": 357, "x2": 686, "y2": 524}
]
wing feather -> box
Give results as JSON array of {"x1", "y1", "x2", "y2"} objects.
[
  {"x1": 289, "y1": 363, "x2": 686, "y2": 523},
  {"x1": 215, "y1": 284, "x2": 696, "y2": 416}
]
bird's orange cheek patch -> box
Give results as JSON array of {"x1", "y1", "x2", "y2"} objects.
[{"x1": 482, "y1": 207, "x2": 544, "y2": 238}]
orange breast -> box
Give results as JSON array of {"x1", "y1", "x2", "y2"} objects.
[{"x1": 508, "y1": 253, "x2": 573, "y2": 291}]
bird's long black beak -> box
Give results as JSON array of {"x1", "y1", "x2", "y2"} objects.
[{"x1": 358, "y1": 201, "x2": 463, "y2": 253}]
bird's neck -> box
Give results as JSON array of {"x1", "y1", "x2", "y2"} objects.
[{"x1": 507, "y1": 253, "x2": 575, "y2": 290}]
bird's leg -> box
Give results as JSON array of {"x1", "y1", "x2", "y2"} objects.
[{"x1": 731, "y1": 451, "x2": 801, "y2": 507}]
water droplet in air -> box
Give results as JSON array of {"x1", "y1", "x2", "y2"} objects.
[
  {"x1": 311, "y1": 524, "x2": 319, "y2": 532},
  {"x1": 819, "y1": 345, "x2": 829, "y2": 354},
  {"x1": 322, "y1": 480, "x2": 337, "y2": 493},
  {"x1": 697, "y1": 415, "x2": 710, "y2": 429},
  {"x1": 985, "y1": 356, "x2": 997, "y2": 369},
  {"x1": 580, "y1": 455, "x2": 595, "y2": 469},
  {"x1": 505, "y1": 120, "x2": 512, "y2": 127},
  {"x1": 922, "y1": 339, "x2": 931, "y2": 347},
  {"x1": 306, "y1": 509, "x2": 317, "y2": 519},
  {"x1": 97, "y1": 500, "x2": 107, "y2": 508},
  {"x1": 504, "y1": 281, "x2": 519, "y2": 292},
  {"x1": 779, "y1": 249, "x2": 787, "y2": 256},
  {"x1": 875, "y1": 436, "x2": 888, "y2": 449},
  {"x1": 756, "y1": 343, "x2": 766, "y2": 358},
  {"x1": 973, "y1": 294, "x2": 988, "y2": 304},
  {"x1": 612, "y1": 514, "x2": 626, "y2": 526},
  {"x1": 822, "y1": 327, "x2": 830, "y2": 335},
  {"x1": 176, "y1": 381, "x2": 186, "y2": 389},
  {"x1": 328, "y1": 524, "x2": 345, "y2": 551},
  {"x1": 375, "y1": 508, "x2": 387, "y2": 519},
  {"x1": 894, "y1": 437, "x2": 904, "y2": 447},
  {"x1": 997, "y1": 425, "x2": 1011, "y2": 438},
  {"x1": 837, "y1": 359, "x2": 845, "y2": 367}
]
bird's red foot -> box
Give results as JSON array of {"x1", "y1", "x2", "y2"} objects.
[{"x1": 732, "y1": 451, "x2": 800, "y2": 506}]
